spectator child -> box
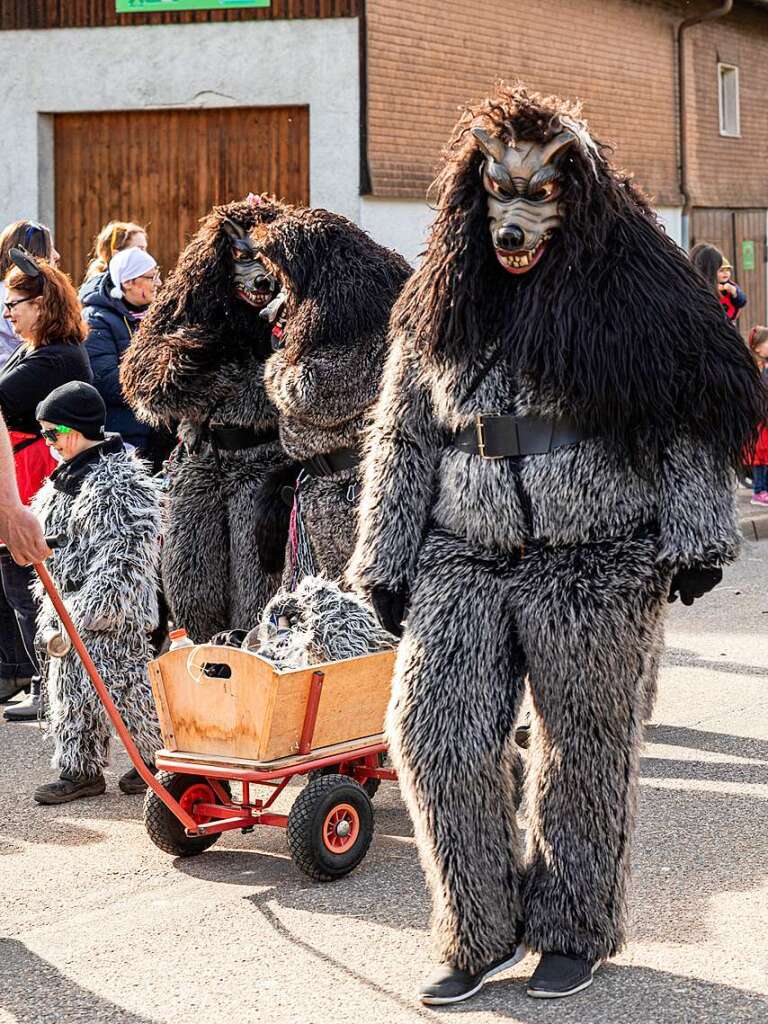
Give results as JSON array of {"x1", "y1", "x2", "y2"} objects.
[
  {"x1": 690, "y1": 243, "x2": 747, "y2": 323},
  {"x1": 717, "y1": 258, "x2": 747, "y2": 323},
  {"x1": 31, "y1": 381, "x2": 162, "y2": 804}
]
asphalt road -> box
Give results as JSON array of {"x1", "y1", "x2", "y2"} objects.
[{"x1": 1, "y1": 515, "x2": 767, "y2": 1024}]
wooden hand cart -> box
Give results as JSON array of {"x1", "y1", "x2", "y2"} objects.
[{"x1": 32, "y1": 551, "x2": 397, "y2": 882}]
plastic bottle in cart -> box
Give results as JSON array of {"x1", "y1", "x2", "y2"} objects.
[{"x1": 168, "y1": 628, "x2": 194, "y2": 651}]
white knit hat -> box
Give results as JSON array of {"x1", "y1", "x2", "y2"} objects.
[{"x1": 109, "y1": 247, "x2": 157, "y2": 299}]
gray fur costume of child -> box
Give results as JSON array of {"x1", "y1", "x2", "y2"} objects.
[
  {"x1": 349, "y1": 88, "x2": 764, "y2": 975},
  {"x1": 121, "y1": 198, "x2": 290, "y2": 641},
  {"x1": 255, "y1": 207, "x2": 411, "y2": 584},
  {"x1": 33, "y1": 436, "x2": 162, "y2": 779}
]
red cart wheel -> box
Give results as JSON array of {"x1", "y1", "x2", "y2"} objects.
[
  {"x1": 287, "y1": 774, "x2": 373, "y2": 881},
  {"x1": 144, "y1": 771, "x2": 231, "y2": 857}
]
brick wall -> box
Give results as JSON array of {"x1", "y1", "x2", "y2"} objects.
[
  {"x1": 686, "y1": 3, "x2": 768, "y2": 207},
  {"x1": 365, "y1": 0, "x2": 683, "y2": 204}
]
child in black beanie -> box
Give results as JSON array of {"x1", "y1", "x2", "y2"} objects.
[{"x1": 31, "y1": 381, "x2": 162, "y2": 803}]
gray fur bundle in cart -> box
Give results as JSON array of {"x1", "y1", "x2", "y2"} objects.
[{"x1": 247, "y1": 576, "x2": 395, "y2": 671}]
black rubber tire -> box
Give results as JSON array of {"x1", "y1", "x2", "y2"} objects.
[
  {"x1": 308, "y1": 754, "x2": 384, "y2": 799},
  {"x1": 287, "y1": 774, "x2": 374, "y2": 882},
  {"x1": 144, "y1": 771, "x2": 230, "y2": 857}
]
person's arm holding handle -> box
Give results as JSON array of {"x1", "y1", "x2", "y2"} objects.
[{"x1": 0, "y1": 411, "x2": 50, "y2": 564}]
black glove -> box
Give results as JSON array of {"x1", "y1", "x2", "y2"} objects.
[
  {"x1": 253, "y1": 461, "x2": 302, "y2": 575},
  {"x1": 668, "y1": 566, "x2": 723, "y2": 606},
  {"x1": 370, "y1": 587, "x2": 409, "y2": 638}
]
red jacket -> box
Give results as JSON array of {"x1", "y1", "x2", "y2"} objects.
[{"x1": 10, "y1": 431, "x2": 56, "y2": 505}]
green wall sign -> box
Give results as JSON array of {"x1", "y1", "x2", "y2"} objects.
[
  {"x1": 117, "y1": 1, "x2": 270, "y2": 12},
  {"x1": 742, "y1": 239, "x2": 756, "y2": 272}
]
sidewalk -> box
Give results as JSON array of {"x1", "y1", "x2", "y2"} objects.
[{"x1": 739, "y1": 485, "x2": 768, "y2": 541}]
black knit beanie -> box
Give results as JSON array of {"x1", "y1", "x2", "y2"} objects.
[{"x1": 36, "y1": 382, "x2": 106, "y2": 441}]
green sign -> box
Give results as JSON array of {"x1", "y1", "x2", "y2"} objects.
[
  {"x1": 742, "y1": 239, "x2": 756, "y2": 272},
  {"x1": 117, "y1": 1, "x2": 269, "y2": 12}
]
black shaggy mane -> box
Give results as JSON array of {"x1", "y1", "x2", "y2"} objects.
[
  {"x1": 254, "y1": 208, "x2": 412, "y2": 363},
  {"x1": 397, "y1": 83, "x2": 764, "y2": 465},
  {"x1": 143, "y1": 196, "x2": 289, "y2": 365}
]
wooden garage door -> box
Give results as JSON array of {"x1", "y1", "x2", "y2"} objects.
[
  {"x1": 54, "y1": 106, "x2": 309, "y2": 283},
  {"x1": 691, "y1": 207, "x2": 767, "y2": 335}
]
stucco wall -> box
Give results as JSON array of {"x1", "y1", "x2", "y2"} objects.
[{"x1": 0, "y1": 18, "x2": 360, "y2": 234}]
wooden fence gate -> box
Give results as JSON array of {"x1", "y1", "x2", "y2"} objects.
[
  {"x1": 691, "y1": 207, "x2": 767, "y2": 335},
  {"x1": 54, "y1": 105, "x2": 310, "y2": 284}
]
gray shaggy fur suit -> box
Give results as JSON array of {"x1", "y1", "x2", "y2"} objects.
[
  {"x1": 121, "y1": 198, "x2": 291, "y2": 641},
  {"x1": 348, "y1": 86, "x2": 764, "y2": 975},
  {"x1": 254, "y1": 207, "x2": 410, "y2": 583},
  {"x1": 33, "y1": 438, "x2": 162, "y2": 778}
]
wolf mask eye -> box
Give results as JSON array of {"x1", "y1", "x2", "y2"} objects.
[
  {"x1": 527, "y1": 179, "x2": 560, "y2": 203},
  {"x1": 481, "y1": 167, "x2": 516, "y2": 202}
]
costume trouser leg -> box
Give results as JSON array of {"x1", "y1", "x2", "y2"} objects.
[
  {"x1": 291, "y1": 472, "x2": 359, "y2": 584},
  {"x1": 48, "y1": 653, "x2": 110, "y2": 778},
  {"x1": 390, "y1": 528, "x2": 668, "y2": 972},
  {"x1": 227, "y1": 475, "x2": 281, "y2": 630},
  {"x1": 163, "y1": 454, "x2": 231, "y2": 642},
  {"x1": 513, "y1": 534, "x2": 669, "y2": 961},
  {"x1": 387, "y1": 529, "x2": 527, "y2": 974},
  {"x1": 48, "y1": 635, "x2": 162, "y2": 777}
]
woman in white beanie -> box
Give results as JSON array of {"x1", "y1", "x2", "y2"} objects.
[{"x1": 82, "y1": 247, "x2": 164, "y2": 459}]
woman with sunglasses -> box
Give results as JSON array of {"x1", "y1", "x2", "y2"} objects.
[
  {"x1": 0, "y1": 221, "x2": 60, "y2": 370},
  {"x1": 82, "y1": 247, "x2": 168, "y2": 467},
  {"x1": 0, "y1": 252, "x2": 91, "y2": 721},
  {"x1": 0, "y1": 222, "x2": 60, "y2": 706}
]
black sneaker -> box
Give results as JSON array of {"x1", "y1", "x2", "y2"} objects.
[
  {"x1": 419, "y1": 946, "x2": 527, "y2": 1005},
  {"x1": 527, "y1": 952, "x2": 599, "y2": 999},
  {"x1": 34, "y1": 773, "x2": 106, "y2": 805}
]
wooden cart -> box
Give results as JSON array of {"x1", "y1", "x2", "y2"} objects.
[
  {"x1": 22, "y1": 545, "x2": 397, "y2": 881},
  {"x1": 143, "y1": 643, "x2": 397, "y2": 879}
]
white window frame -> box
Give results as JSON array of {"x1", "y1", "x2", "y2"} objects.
[{"x1": 718, "y1": 62, "x2": 741, "y2": 138}]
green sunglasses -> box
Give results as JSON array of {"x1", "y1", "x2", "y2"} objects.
[{"x1": 40, "y1": 425, "x2": 73, "y2": 443}]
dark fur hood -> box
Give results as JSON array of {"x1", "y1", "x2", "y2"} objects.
[
  {"x1": 396, "y1": 83, "x2": 765, "y2": 466},
  {"x1": 121, "y1": 196, "x2": 290, "y2": 425},
  {"x1": 253, "y1": 207, "x2": 411, "y2": 362}
]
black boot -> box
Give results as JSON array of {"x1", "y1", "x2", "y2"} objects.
[
  {"x1": 527, "y1": 952, "x2": 600, "y2": 999},
  {"x1": 4, "y1": 678, "x2": 42, "y2": 721},
  {"x1": 0, "y1": 674, "x2": 32, "y2": 703},
  {"x1": 118, "y1": 763, "x2": 155, "y2": 795},
  {"x1": 34, "y1": 772, "x2": 106, "y2": 805},
  {"x1": 419, "y1": 946, "x2": 527, "y2": 1005}
]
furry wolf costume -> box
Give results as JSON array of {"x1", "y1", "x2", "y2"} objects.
[
  {"x1": 33, "y1": 435, "x2": 162, "y2": 780},
  {"x1": 254, "y1": 208, "x2": 410, "y2": 584},
  {"x1": 349, "y1": 86, "x2": 764, "y2": 992},
  {"x1": 121, "y1": 197, "x2": 290, "y2": 642}
]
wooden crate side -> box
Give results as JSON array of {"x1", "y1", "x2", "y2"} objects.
[
  {"x1": 263, "y1": 649, "x2": 396, "y2": 759},
  {"x1": 148, "y1": 660, "x2": 177, "y2": 751},
  {"x1": 153, "y1": 646, "x2": 280, "y2": 760}
]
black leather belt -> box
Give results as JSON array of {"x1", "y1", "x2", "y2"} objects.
[
  {"x1": 300, "y1": 448, "x2": 360, "y2": 478},
  {"x1": 452, "y1": 414, "x2": 590, "y2": 459},
  {"x1": 207, "y1": 424, "x2": 279, "y2": 451}
]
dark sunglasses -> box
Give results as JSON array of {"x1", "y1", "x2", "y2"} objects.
[
  {"x1": 40, "y1": 425, "x2": 73, "y2": 443},
  {"x1": 3, "y1": 296, "x2": 35, "y2": 312}
]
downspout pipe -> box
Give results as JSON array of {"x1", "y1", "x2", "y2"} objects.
[{"x1": 678, "y1": 0, "x2": 734, "y2": 250}]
